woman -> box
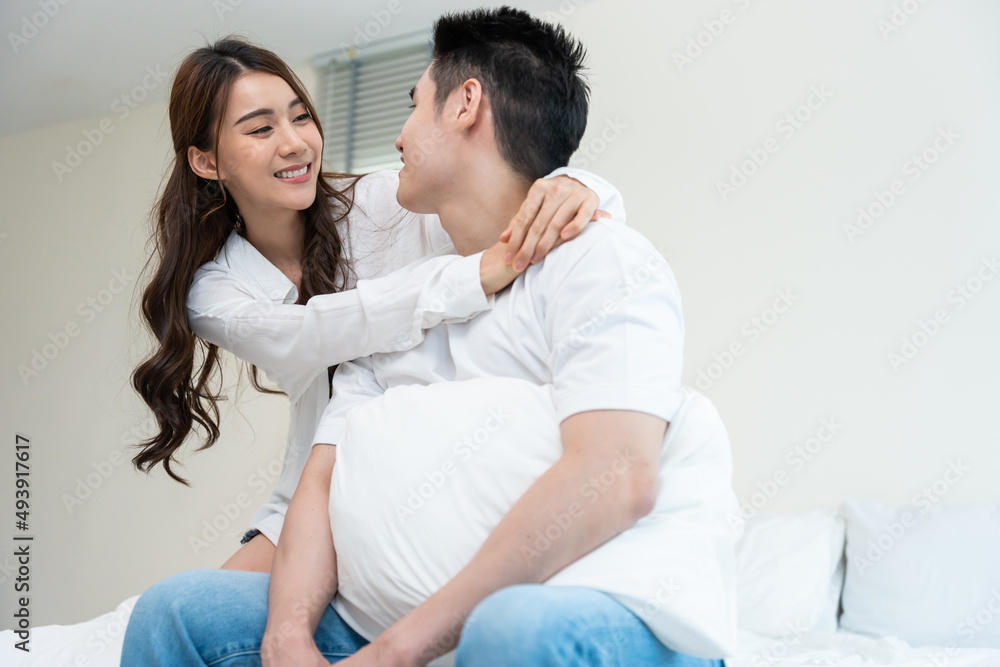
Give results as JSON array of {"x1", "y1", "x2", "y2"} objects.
[{"x1": 130, "y1": 36, "x2": 617, "y2": 573}]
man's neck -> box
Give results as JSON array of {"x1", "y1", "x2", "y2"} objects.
[{"x1": 435, "y1": 167, "x2": 533, "y2": 256}]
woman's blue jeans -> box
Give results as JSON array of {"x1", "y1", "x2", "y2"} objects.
[{"x1": 120, "y1": 569, "x2": 722, "y2": 666}]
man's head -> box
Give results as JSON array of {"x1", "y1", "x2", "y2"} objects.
[{"x1": 395, "y1": 6, "x2": 590, "y2": 214}]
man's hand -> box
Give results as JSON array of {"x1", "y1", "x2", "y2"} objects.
[
  {"x1": 320, "y1": 637, "x2": 408, "y2": 667},
  {"x1": 500, "y1": 175, "x2": 609, "y2": 271},
  {"x1": 262, "y1": 444, "x2": 339, "y2": 666},
  {"x1": 261, "y1": 633, "x2": 332, "y2": 667},
  {"x1": 350, "y1": 410, "x2": 666, "y2": 665}
]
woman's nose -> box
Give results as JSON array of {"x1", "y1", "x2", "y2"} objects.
[{"x1": 278, "y1": 122, "x2": 308, "y2": 155}]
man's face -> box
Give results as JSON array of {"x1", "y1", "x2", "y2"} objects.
[{"x1": 394, "y1": 67, "x2": 455, "y2": 214}]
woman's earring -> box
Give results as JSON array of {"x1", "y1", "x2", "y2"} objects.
[{"x1": 234, "y1": 211, "x2": 244, "y2": 230}]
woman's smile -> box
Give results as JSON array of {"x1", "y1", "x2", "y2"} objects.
[{"x1": 274, "y1": 162, "x2": 311, "y2": 183}]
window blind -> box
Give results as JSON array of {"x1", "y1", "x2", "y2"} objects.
[{"x1": 316, "y1": 35, "x2": 432, "y2": 174}]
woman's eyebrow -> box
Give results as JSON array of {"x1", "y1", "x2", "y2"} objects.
[{"x1": 235, "y1": 97, "x2": 304, "y2": 126}]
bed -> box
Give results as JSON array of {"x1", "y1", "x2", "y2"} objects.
[{"x1": 5, "y1": 503, "x2": 1000, "y2": 666}]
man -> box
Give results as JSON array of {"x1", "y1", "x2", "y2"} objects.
[{"x1": 123, "y1": 8, "x2": 738, "y2": 666}]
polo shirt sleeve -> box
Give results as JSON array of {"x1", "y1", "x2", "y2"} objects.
[
  {"x1": 546, "y1": 167, "x2": 627, "y2": 224},
  {"x1": 543, "y1": 226, "x2": 686, "y2": 424}
]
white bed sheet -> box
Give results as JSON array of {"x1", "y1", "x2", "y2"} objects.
[
  {"x1": 0, "y1": 594, "x2": 139, "y2": 667},
  {"x1": 726, "y1": 628, "x2": 1000, "y2": 667},
  {"x1": 6, "y1": 598, "x2": 1000, "y2": 666}
]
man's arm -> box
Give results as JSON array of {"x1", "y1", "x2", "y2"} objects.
[
  {"x1": 260, "y1": 443, "x2": 339, "y2": 667},
  {"x1": 363, "y1": 409, "x2": 665, "y2": 667},
  {"x1": 353, "y1": 225, "x2": 683, "y2": 666},
  {"x1": 262, "y1": 357, "x2": 387, "y2": 665}
]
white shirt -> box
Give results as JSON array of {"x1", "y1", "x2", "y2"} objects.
[
  {"x1": 185, "y1": 168, "x2": 622, "y2": 545},
  {"x1": 313, "y1": 179, "x2": 739, "y2": 658},
  {"x1": 313, "y1": 213, "x2": 685, "y2": 444}
]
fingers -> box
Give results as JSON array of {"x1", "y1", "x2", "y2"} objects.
[
  {"x1": 501, "y1": 177, "x2": 606, "y2": 269},
  {"x1": 511, "y1": 187, "x2": 571, "y2": 269},
  {"x1": 556, "y1": 191, "x2": 601, "y2": 242},
  {"x1": 502, "y1": 186, "x2": 546, "y2": 263},
  {"x1": 531, "y1": 197, "x2": 585, "y2": 265}
]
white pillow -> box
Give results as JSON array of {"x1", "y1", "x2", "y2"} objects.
[
  {"x1": 734, "y1": 508, "x2": 845, "y2": 637},
  {"x1": 328, "y1": 379, "x2": 740, "y2": 659},
  {"x1": 840, "y1": 500, "x2": 1000, "y2": 648},
  {"x1": 814, "y1": 551, "x2": 845, "y2": 632}
]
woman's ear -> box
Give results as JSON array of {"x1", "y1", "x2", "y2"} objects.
[{"x1": 187, "y1": 145, "x2": 220, "y2": 180}]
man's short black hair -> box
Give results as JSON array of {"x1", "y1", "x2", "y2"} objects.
[{"x1": 430, "y1": 6, "x2": 590, "y2": 180}]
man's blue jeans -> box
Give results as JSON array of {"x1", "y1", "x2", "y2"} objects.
[{"x1": 120, "y1": 569, "x2": 722, "y2": 666}]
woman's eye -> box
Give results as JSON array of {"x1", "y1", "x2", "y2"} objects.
[
  {"x1": 294, "y1": 112, "x2": 312, "y2": 122},
  {"x1": 408, "y1": 104, "x2": 415, "y2": 110},
  {"x1": 250, "y1": 126, "x2": 272, "y2": 135}
]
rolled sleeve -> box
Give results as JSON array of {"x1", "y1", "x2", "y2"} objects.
[
  {"x1": 246, "y1": 512, "x2": 284, "y2": 547},
  {"x1": 312, "y1": 358, "x2": 386, "y2": 447}
]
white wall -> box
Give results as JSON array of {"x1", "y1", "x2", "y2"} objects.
[
  {"x1": 558, "y1": 0, "x2": 1000, "y2": 513},
  {"x1": 1, "y1": 0, "x2": 998, "y2": 628}
]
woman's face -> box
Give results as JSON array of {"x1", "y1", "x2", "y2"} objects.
[{"x1": 212, "y1": 71, "x2": 323, "y2": 219}]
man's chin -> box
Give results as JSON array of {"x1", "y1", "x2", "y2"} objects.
[{"x1": 395, "y1": 181, "x2": 433, "y2": 214}]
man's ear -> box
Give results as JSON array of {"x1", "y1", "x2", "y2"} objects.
[
  {"x1": 187, "y1": 145, "x2": 220, "y2": 181},
  {"x1": 453, "y1": 78, "x2": 485, "y2": 132}
]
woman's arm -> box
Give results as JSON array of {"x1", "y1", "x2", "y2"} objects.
[
  {"x1": 187, "y1": 170, "x2": 620, "y2": 404},
  {"x1": 261, "y1": 443, "x2": 339, "y2": 667},
  {"x1": 188, "y1": 247, "x2": 490, "y2": 405},
  {"x1": 220, "y1": 531, "x2": 275, "y2": 572}
]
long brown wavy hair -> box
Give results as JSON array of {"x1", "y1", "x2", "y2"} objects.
[{"x1": 132, "y1": 36, "x2": 360, "y2": 485}]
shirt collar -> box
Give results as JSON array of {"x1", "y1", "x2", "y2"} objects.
[{"x1": 218, "y1": 229, "x2": 299, "y2": 303}]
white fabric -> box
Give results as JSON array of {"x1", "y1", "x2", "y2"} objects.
[
  {"x1": 330, "y1": 383, "x2": 738, "y2": 661},
  {"x1": 185, "y1": 170, "x2": 483, "y2": 545},
  {"x1": 724, "y1": 628, "x2": 1000, "y2": 667},
  {"x1": 188, "y1": 171, "x2": 491, "y2": 407},
  {"x1": 184, "y1": 167, "x2": 621, "y2": 545},
  {"x1": 7, "y1": 594, "x2": 1000, "y2": 667},
  {"x1": 734, "y1": 509, "x2": 846, "y2": 637},
  {"x1": 0, "y1": 595, "x2": 139, "y2": 667},
  {"x1": 840, "y1": 500, "x2": 1000, "y2": 649},
  {"x1": 313, "y1": 210, "x2": 684, "y2": 447},
  {"x1": 317, "y1": 203, "x2": 739, "y2": 658},
  {"x1": 815, "y1": 550, "x2": 846, "y2": 633}
]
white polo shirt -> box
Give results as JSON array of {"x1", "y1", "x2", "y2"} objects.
[
  {"x1": 185, "y1": 168, "x2": 623, "y2": 545},
  {"x1": 311, "y1": 190, "x2": 739, "y2": 659},
  {"x1": 313, "y1": 215, "x2": 686, "y2": 444}
]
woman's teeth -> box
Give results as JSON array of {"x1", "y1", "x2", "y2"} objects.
[{"x1": 275, "y1": 165, "x2": 308, "y2": 179}]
